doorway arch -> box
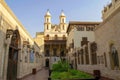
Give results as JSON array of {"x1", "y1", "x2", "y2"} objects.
[
  {"x1": 45, "y1": 58, "x2": 49, "y2": 67},
  {"x1": 7, "y1": 29, "x2": 21, "y2": 80}
]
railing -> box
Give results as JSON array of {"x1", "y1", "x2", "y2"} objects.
[{"x1": 44, "y1": 37, "x2": 66, "y2": 40}]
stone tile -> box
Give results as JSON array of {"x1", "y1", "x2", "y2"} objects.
[{"x1": 21, "y1": 68, "x2": 49, "y2": 80}]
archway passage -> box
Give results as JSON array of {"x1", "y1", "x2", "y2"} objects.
[
  {"x1": 45, "y1": 58, "x2": 49, "y2": 67},
  {"x1": 7, "y1": 30, "x2": 20, "y2": 80}
]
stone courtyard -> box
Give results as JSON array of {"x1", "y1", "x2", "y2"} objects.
[{"x1": 21, "y1": 68, "x2": 49, "y2": 80}]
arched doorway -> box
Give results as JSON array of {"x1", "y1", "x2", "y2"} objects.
[
  {"x1": 45, "y1": 58, "x2": 49, "y2": 67},
  {"x1": 7, "y1": 30, "x2": 21, "y2": 80}
]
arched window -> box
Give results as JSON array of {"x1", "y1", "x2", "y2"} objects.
[
  {"x1": 110, "y1": 44, "x2": 119, "y2": 69},
  {"x1": 62, "y1": 18, "x2": 64, "y2": 23}
]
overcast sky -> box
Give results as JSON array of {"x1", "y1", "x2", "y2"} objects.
[{"x1": 5, "y1": 0, "x2": 111, "y2": 37}]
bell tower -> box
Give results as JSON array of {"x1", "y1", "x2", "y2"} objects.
[
  {"x1": 59, "y1": 10, "x2": 67, "y2": 32},
  {"x1": 44, "y1": 9, "x2": 51, "y2": 32}
]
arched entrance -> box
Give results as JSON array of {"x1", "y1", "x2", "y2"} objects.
[
  {"x1": 7, "y1": 30, "x2": 21, "y2": 80},
  {"x1": 45, "y1": 58, "x2": 49, "y2": 67}
]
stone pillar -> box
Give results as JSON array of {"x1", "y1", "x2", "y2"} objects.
[
  {"x1": 50, "y1": 44, "x2": 52, "y2": 56},
  {"x1": 17, "y1": 47, "x2": 23, "y2": 79},
  {"x1": 50, "y1": 44, "x2": 52, "y2": 69},
  {"x1": 3, "y1": 38, "x2": 11, "y2": 80},
  {"x1": 83, "y1": 47, "x2": 86, "y2": 65},
  {"x1": 58, "y1": 44, "x2": 61, "y2": 57},
  {"x1": 88, "y1": 43, "x2": 92, "y2": 65}
]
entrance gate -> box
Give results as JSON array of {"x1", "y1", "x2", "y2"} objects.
[{"x1": 7, "y1": 30, "x2": 20, "y2": 80}]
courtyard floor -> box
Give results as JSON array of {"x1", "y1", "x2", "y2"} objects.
[
  {"x1": 21, "y1": 67, "x2": 49, "y2": 80},
  {"x1": 20, "y1": 67, "x2": 113, "y2": 80}
]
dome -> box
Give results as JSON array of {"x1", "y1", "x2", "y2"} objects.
[
  {"x1": 45, "y1": 9, "x2": 51, "y2": 16},
  {"x1": 60, "y1": 10, "x2": 65, "y2": 17}
]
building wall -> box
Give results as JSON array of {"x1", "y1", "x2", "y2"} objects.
[
  {"x1": 34, "y1": 33, "x2": 44, "y2": 54},
  {"x1": 67, "y1": 22, "x2": 100, "y2": 69},
  {"x1": 0, "y1": 1, "x2": 42, "y2": 80},
  {"x1": 74, "y1": 30, "x2": 95, "y2": 48},
  {"x1": 67, "y1": 28, "x2": 74, "y2": 48},
  {"x1": 94, "y1": 6, "x2": 120, "y2": 80}
]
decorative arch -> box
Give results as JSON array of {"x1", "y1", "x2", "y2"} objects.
[
  {"x1": 7, "y1": 29, "x2": 21, "y2": 80},
  {"x1": 109, "y1": 43, "x2": 119, "y2": 69}
]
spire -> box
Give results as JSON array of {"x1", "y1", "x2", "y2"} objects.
[
  {"x1": 60, "y1": 10, "x2": 65, "y2": 17},
  {"x1": 45, "y1": 9, "x2": 51, "y2": 16}
]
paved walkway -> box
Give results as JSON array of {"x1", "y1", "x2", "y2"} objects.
[
  {"x1": 21, "y1": 68, "x2": 49, "y2": 80},
  {"x1": 20, "y1": 68, "x2": 113, "y2": 80}
]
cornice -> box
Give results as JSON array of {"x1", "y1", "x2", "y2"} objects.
[
  {"x1": 0, "y1": 1, "x2": 33, "y2": 41},
  {"x1": 95, "y1": 5, "x2": 120, "y2": 31}
]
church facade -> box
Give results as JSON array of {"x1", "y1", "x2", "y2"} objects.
[{"x1": 44, "y1": 10, "x2": 68, "y2": 68}]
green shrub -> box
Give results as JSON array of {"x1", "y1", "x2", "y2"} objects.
[
  {"x1": 52, "y1": 60, "x2": 70, "y2": 72},
  {"x1": 51, "y1": 60, "x2": 94, "y2": 80},
  {"x1": 51, "y1": 69, "x2": 94, "y2": 80}
]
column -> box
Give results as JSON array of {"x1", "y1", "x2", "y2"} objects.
[
  {"x1": 88, "y1": 43, "x2": 92, "y2": 65},
  {"x1": 83, "y1": 47, "x2": 86, "y2": 65},
  {"x1": 58, "y1": 44, "x2": 61, "y2": 57},
  {"x1": 50, "y1": 44, "x2": 52, "y2": 69},
  {"x1": 79, "y1": 54, "x2": 82, "y2": 65},
  {"x1": 3, "y1": 38, "x2": 11, "y2": 80}
]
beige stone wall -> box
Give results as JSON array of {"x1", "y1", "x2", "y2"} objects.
[
  {"x1": 0, "y1": 1, "x2": 42, "y2": 80},
  {"x1": 94, "y1": 5, "x2": 120, "y2": 80},
  {"x1": 34, "y1": 33, "x2": 44, "y2": 54},
  {"x1": 102, "y1": 0, "x2": 120, "y2": 20}
]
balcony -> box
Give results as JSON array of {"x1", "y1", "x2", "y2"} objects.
[
  {"x1": 44, "y1": 37, "x2": 66, "y2": 44},
  {"x1": 44, "y1": 36, "x2": 66, "y2": 40}
]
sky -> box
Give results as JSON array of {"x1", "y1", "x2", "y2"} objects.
[{"x1": 5, "y1": 0, "x2": 111, "y2": 37}]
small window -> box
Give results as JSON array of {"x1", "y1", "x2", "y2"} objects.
[
  {"x1": 47, "y1": 25, "x2": 48, "y2": 30},
  {"x1": 62, "y1": 19, "x2": 64, "y2": 23},
  {"x1": 55, "y1": 35, "x2": 57, "y2": 40},
  {"x1": 47, "y1": 18, "x2": 49, "y2": 22},
  {"x1": 63, "y1": 25, "x2": 65, "y2": 30}
]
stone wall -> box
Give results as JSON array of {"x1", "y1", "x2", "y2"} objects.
[
  {"x1": 0, "y1": 1, "x2": 43, "y2": 80},
  {"x1": 94, "y1": 5, "x2": 120, "y2": 80}
]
